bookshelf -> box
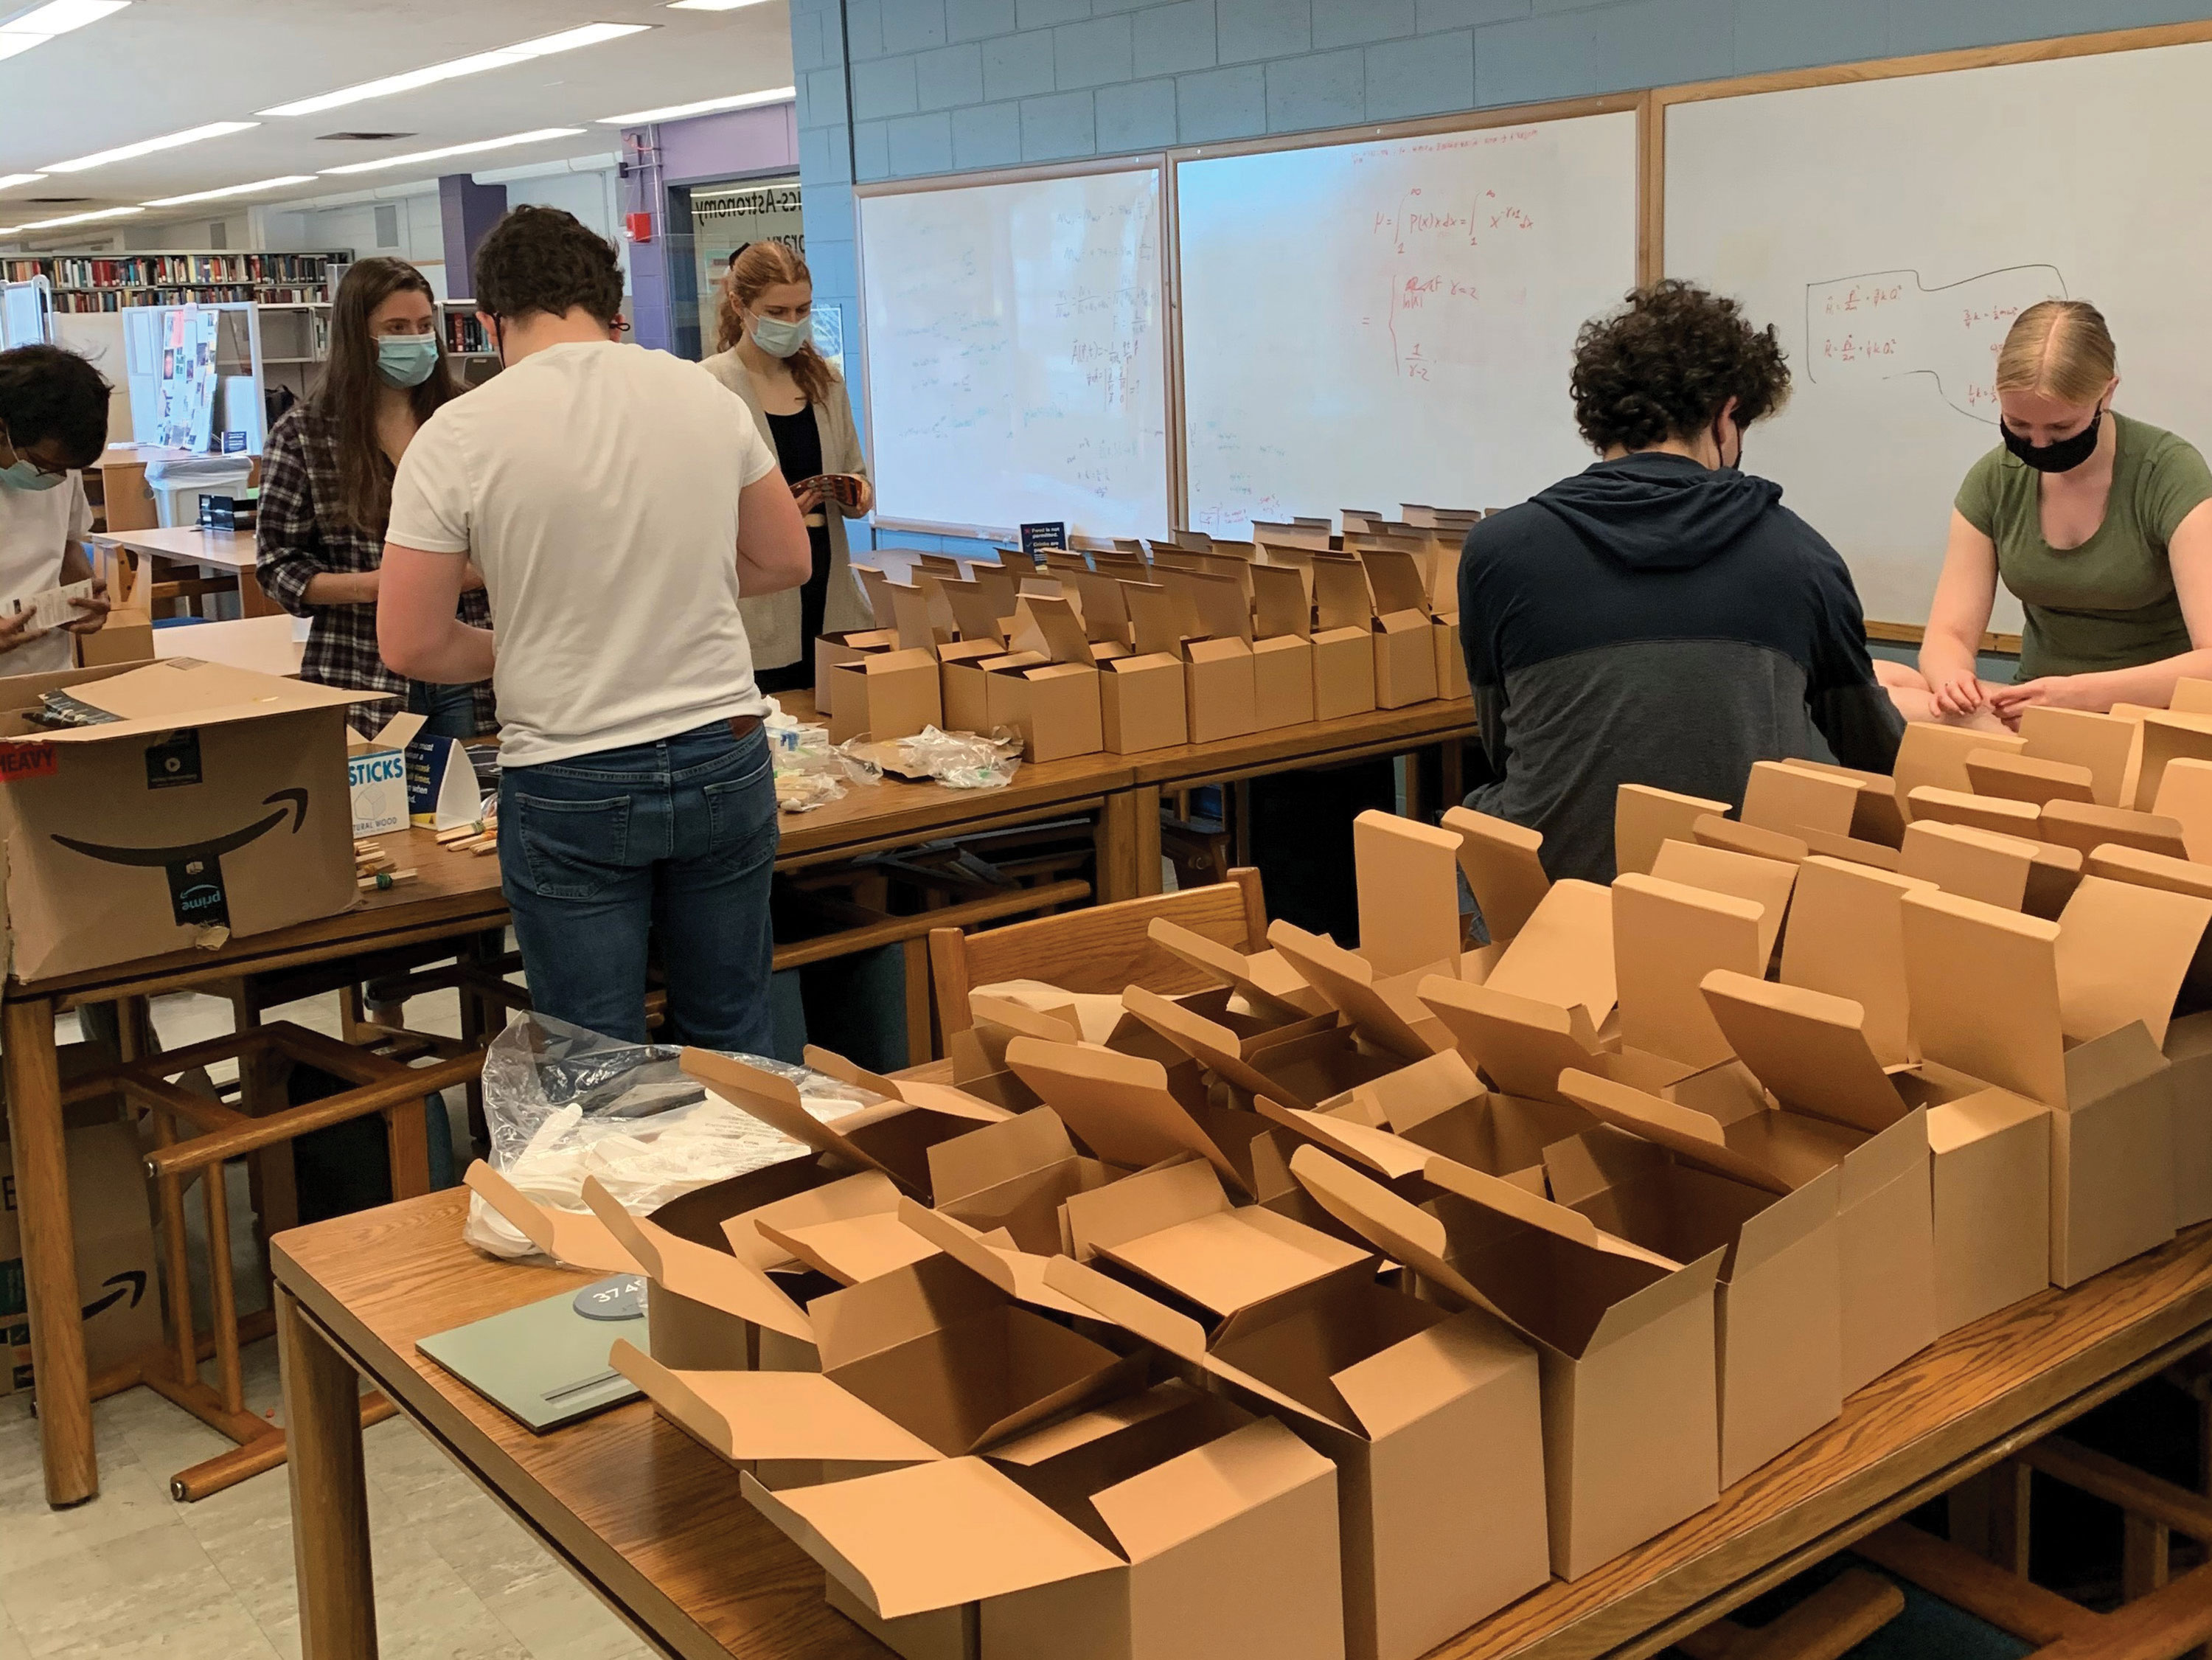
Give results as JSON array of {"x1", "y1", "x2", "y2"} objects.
[{"x1": 1, "y1": 251, "x2": 350, "y2": 313}]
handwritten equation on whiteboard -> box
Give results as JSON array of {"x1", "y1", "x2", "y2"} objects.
[{"x1": 1803, "y1": 264, "x2": 2068, "y2": 422}]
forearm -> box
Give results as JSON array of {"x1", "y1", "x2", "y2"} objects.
[
  {"x1": 1917, "y1": 626, "x2": 1982, "y2": 690},
  {"x1": 387, "y1": 621, "x2": 495, "y2": 687},
  {"x1": 60, "y1": 542, "x2": 91, "y2": 584},
  {"x1": 2067, "y1": 647, "x2": 2212, "y2": 712},
  {"x1": 302, "y1": 571, "x2": 381, "y2": 605}
]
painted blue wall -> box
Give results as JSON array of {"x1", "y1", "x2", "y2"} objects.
[{"x1": 790, "y1": 0, "x2": 2212, "y2": 550}]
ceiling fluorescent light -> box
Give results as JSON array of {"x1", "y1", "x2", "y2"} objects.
[
  {"x1": 319, "y1": 128, "x2": 586, "y2": 176},
  {"x1": 0, "y1": 204, "x2": 145, "y2": 233},
  {"x1": 0, "y1": 34, "x2": 44, "y2": 59},
  {"x1": 595, "y1": 86, "x2": 794, "y2": 125},
  {"x1": 260, "y1": 21, "x2": 649, "y2": 118},
  {"x1": 44, "y1": 119, "x2": 258, "y2": 173},
  {"x1": 0, "y1": 173, "x2": 46, "y2": 192},
  {"x1": 142, "y1": 174, "x2": 319, "y2": 207},
  {"x1": 1, "y1": 0, "x2": 130, "y2": 32},
  {"x1": 667, "y1": 1, "x2": 776, "y2": 10}
]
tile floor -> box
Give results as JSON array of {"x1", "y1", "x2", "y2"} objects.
[{"x1": 1, "y1": 987, "x2": 655, "y2": 1660}]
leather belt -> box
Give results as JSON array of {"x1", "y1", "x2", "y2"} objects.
[{"x1": 728, "y1": 714, "x2": 764, "y2": 740}]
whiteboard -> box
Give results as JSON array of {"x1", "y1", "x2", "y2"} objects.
[
  {"x1": 858, "y1": 168, "x2": 1172, "y2": 539},
  {"x1": 1178, "y1": 112, "x2": 1639, "y2": 538},
  {"x1": 1666, "y1": 39, "x2": 2212, "y2": 631}
]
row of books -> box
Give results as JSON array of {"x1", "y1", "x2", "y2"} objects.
[
  {"x1": 49, "y1": 285, "x2": 328, "y2": 312},
  {"x1": 7, "y1": 252, "x2": 338, "y2": 288},
  {"x1": 444, "y1": 313, "x2": 494, "y2": 355}
]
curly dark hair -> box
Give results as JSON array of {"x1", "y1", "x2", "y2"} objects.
[
  {"x1": 473, "y1": 205, "x2": 625, "y2": 326},
  {"x1": 0, "y1": 344, "x2": 111, "y2": 470},
  {"x1": 1569, "y1": 280, "x2": 1790, "y2": 454}
]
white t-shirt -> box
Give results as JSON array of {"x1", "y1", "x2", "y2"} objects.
[
  {"x1": 0, "y1": 473, "x2": 91, "y2": 676},
  {"x1": 387, "y1": 341, "x2": 780, "y2": 768}
]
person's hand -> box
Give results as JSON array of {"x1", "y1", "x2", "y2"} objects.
[
  {"x1": 1929, "y1": 673, "x2": 1987, "y2": 718},
  {"x1": 459, "y1": 562, "x2": 487, "y2": 594},
  {"x1": 0, "y1": 612, "x2": 32, "y2": 655},
  {"x1": 793, "y1": 479, "x2": 826, "y2": 515},
  {"x1": 63, "y1": 579, "x2": 110, "y2": 636},
  {"x1": 1989, "y1": 676, "x2": 2101, "y2": 728},
  {"x1": 846, "y1": 475, "x2": 874, "y2": 516}
]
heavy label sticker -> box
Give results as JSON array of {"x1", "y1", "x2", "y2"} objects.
[{"x1": 0, "y1": 743, "x2": 57, "y2": 782}]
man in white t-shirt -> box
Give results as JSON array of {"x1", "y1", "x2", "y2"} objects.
[
  {"x1": 0, "y1": 347, "x2": 114, "y2": 673},
  {"x1": 380, "y1": 206, "x2": 810, "y2": 1051}
]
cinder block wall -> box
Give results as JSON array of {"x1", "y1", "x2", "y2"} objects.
[{"x1": 791, "y1": 0, "x2": 2212, "y2": 551}]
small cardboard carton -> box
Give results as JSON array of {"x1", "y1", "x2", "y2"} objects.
[
  {"x1": 1293, "y1": 1146, "x2": 1721, "y2": 1580},
  {"x1": 944, "y1": 648, "x2": 1045, "y2": 736},
  {"x1": 828, "y1": 647, "x2": 945, "y2": 746},
  {"x1": 926, "y1": 1107, "x2": 1116, "y2": 1255},
  {"x1": 1694, "y1": 973, "x2": 1937, "y2": 1397},
  {"x1": 0, "y1": 660, "x2": 361, "y2": 978},
  {"x1": 1098, "y1": 653, "x2": 1186, "y2": 754},
  {"x1": 982, "y1": 661, "x2": 1104, "y2": 763},
  {"x1": 1443, "y1": 805, "x2": 1550, "y2": 946},
  {"x1": 2018, "y1": 705, "x2": 2139, "y2": 809},
  {"x1": 1615, "y1": 784, "x2": 1733, "y2": 880},
  {"x1": 1899, "y1": 881, "x2": 2202, "y2": 1289},
  {"x1": 1310, "y1": 558, "x2": 1378, "y2": 722},
  {"x1": 742, "y1": 1378, "x2": 1346, "y2": 1660},
  {"x1": 1048, "y1": 1246, "x2": 1548, "y2": 1660},
  {"x1": 343, "y1": 709, "x2": 422, "y2": 838},
  {"x1": 1360, "y1": 549, "x2": 1438, "y2": 709},
  {"x1": 813, "y1": 626, "x2": 900, "y2": 717},
  {"x1": 1251, "y1": 563, "x2": 1315, "y2": 730},
  {"x1": 1550, "y1": 1072, "x2": 1843, "y2": 1487}
]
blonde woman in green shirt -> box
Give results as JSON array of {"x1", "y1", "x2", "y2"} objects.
[{"x1": 1905, "y1": 299, "x2": 2212, "y2": 726}]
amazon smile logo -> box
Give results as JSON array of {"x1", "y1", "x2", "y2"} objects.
[{"x1": 49, "y1": 788, "x2": 309, "y2": 869}]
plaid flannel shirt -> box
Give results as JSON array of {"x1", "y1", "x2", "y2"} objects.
[{"x1": 257, "y1": 401, "x2": 495, "y2": 738}]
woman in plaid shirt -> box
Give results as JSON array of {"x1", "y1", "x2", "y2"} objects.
[{"x1": 259, "y1": 257, "x2": 493, "y2": 738}]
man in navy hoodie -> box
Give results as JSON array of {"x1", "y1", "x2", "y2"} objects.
[{"x1": 1458, "y1": 280, "x2": 1905, "y2": 884}]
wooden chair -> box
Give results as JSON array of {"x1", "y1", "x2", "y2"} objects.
[
  {"x1": 1677, "y1": 1568, "x2": 1905, "y2": 1659},
  {"x1": 928, "y1": 867, "x2": 1270, "y2": 1041}
]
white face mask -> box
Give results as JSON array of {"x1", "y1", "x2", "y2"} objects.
[{"x1": 749, "y1": 314, "x2": 811, "y2": 359}]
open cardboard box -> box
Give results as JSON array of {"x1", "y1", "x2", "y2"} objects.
[
  {"x1": 944, "y1": 647, "x2": 1045, "y2": 737},
  {"x1": 1549, "y1": 1071, "x2": 1842, "y2": 1487},
  {"x1": 827, "y1": 647, "x2": 943, "y2": 745},
  {"x1": 1251, "y1": 563, "x2": 1316, "y2": 730},
  {"x1": 1098, "y1": 579, "x2": 1187, "y2": 754},
  {"x1": 1359, "y1": 549, "x2": 1438, "y2": 709},
  {"x1": 1048, "y1": 1240, "x2": 1547, "y2": 1660},
  {"x1": 1144, "y1": 916, "x2": 1330, "y2": 1023},
  {"x1": 742, "y1": 1376, "x2": 1345, "y2": 1660},
  {"x1": 981, "y1": 597, "x2": 1104, "y2": 763},
  {"x1": 928, "y1": 1106, "x2": 1116, "y2": 1256},
  {"x1": 1901, "y1": 879, "x2": 2205, "y2": 1289},
  {"x1": 1158, "y1": 569, "x2": 1259, "y2": 743},
  {"x1": 1267, "y1": 919, "x2": 1450, "y2": 1063},
  {"x1": 1310, "y1": 556, "x2": 1379, "y2": 721},
  {"x1": 1293, "y1": 1147, "x2": 1720, "y2": 1580},
  {"x1": 815, "y1": 626, "x2": 900, "y2": 718}
]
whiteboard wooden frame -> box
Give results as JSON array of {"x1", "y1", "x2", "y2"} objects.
[
  {"x1": 1164, "y1": 91, "x2": 1649, "y2": 534},
  {"x1": 853, "y1": 154, "x2": 1177, "y2": 543},
  {"x1": 1651, "y1": 19, "x2": 2212, "y2": 646}
]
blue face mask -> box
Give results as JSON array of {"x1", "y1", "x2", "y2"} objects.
[
  {"x1": 0, "y1": 430, "x2": 63, "y2": 492},
  {"x1": 377, "y1": 335, "x2": 440, "y2": 389},
  {"x1": 750, "y1": 314, "x2": 811, "y2": 360}
]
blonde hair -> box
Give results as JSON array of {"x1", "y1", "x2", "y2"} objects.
[{"x1": 1994, "y1": 299, "x2": 2117, "y2": 406}]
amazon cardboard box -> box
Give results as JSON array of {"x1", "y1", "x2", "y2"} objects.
[
  {"x1": 814, "y1": 627, "x2": 900, "y2": 717},
  {"x1": 1902, "y1": 880, "x2": 2201, "y2": 1290},
  {"x1": 743, "y1": 1378, "x2": 1344, "y2": 1660},
  {"x1": 0, "y1": 660, "x2": 360, "y2": 980},
  {"x1": 1, "y1": 1119, "x2": 162, "y2": 1392},
  {"x1": 827, "y1": 647, "x2": 943, "y2": 746},
  {"x1": 1049, "y1": 1240, "x2": 1547, "y2": 1660},
  {"x1": 1549, "y1": 1071, "x2": 1843, "y2": 1488},
  {"x1": 1293, "y1": 1147, "x2": 1720, "y2": 1581},
  {"x1": 1310, "y1": 557, "x2": 1377, "y2": 722}
]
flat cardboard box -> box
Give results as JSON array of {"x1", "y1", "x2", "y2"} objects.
[
  {"x1": 814, "y1": 628, "x2": 900, "y2": 718},
  {"x1": 0, "y1": 1119, "x2": 162, "y2": 1391},
  {"x1": 1048, "y1": 1249, "x2": 1547, "y2": 1660},
  {"x1": 0, "y1": 660, "x2": 361, "y2": 979},
  {"x1": 827, "y1": 647, "x2": 944, "y2": 746},
  {"x1": 347, "y1": 710, "x2": 423, "y2": 837},
  {"x1": 1099, "y1": 654, "x2": 1186, "y2": 754},
  {"x1": 1551, "y1": 1073, "x2": 1843, "y2": 1486},
  {"x1": 1696, "y1": 973, "x2": 1938, "y2": 1396},
  {"x1": 1293, "y1": 1147, "x2": 1720, "y2": 1580},
  {"x1": 1901, "y1": 883, "x2": 2198, "y2": 1289},
  {"x1": 743, "y1": 1379, "x2": 1346, "y2": 1660},
  {"x1": 1615, "y1": 785, "x2": 1732, "y2": 881},
  {"x1": 2020, "y1": 705, "x2": 2139, "y2": 809}
]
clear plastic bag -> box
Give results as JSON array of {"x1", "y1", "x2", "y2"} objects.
[
  {"x1": 769, "y1": 714, "x2": 882, "y2": 813},
  {"x1": 462, "y1": 1013, "x2": 882, "y2": 1260},
  {"x1": 847, "y1": 726, "x2": 1024, "y2": 790}
]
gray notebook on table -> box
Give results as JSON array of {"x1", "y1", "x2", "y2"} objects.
[{"x1": 417, "y1": 1274, "x2": 650, "y2": 1434}]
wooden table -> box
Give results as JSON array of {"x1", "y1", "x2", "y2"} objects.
[
  {"x1": 268, "y1": 1192, "x2": 2212, "y2": 1660},
  {"x1": 89, "y1": 524, "x2": 281, "y2": 619}
]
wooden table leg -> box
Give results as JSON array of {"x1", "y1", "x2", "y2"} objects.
[
  {"x1": 279, "y1": 1285, "x2": 378, "y2": 1659},
  {"x1": 2, "y1": 996, "x2": 97, "y2": 1507},
  {"x1": 1130, "y1": 785, "x2": 1164, "y2": 897},
  {"x1": 1097, "y1": 791, "x2": 1141, "y2": 903},
  {"x1": 240, "y1": 569, "x2": 282, "y2": 619}
]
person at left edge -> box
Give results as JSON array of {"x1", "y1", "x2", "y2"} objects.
[
  {"x1": 257, "y1": 257, "x2": 493, "y2": 739},
  {"x1": 0, "y1": 345, "x2": 112, "y2": 670}
]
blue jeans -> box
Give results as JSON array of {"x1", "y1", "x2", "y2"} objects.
[
  {"x1": 498, "y1": 720, "x2": 778, "y2": 1051},
  {"x1": 406, "y1": 680, "x2": 480, "y2": 741}
]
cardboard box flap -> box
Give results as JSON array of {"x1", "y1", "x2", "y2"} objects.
[
  {"x1": 353, "y1": 709, "x2": 428, "y2": 754},
  {"x1": 756, "y1": 1210, "x2": 940, "y2": 1287},
  {"x1": 1895, "y1": 723, "x2": 2026, "y2": 816},
  {"x1": 2055, "y1": 874, "x2": 2212, "y2": 1047},
  {"x1": 1090, "y1": 1416, "x2": 1335, "y2": 1562},
  {"x1": 926, "y1": 1108, "x2": 1080, "y2": 1209},
  {"x1": 1326, "y1": 1304, "x2": 1534, "y2": 1442},
  {"x1": 1416, "y1": 974, "x2": 1601, "y2": 1103},
  {"x1": 579, "y1": 1175, "x2": 813, "y2": 1341},
  {"x1": 611, "y1": 1341, "x2": 940, "y2": 1462},
  {"x1": 1616, "y1": 784, "x2": 1736, "y2": 878},
  {"x1": 1004, "y1": 1032, "x2": 1259, "y2": 1194},
  {"x1": 970, "y1": 992, "x2": 1084, "y2": 1045},
  {"x1": 1443, "y1": 805, "x2": 1551, "y2": 942},
  {"x1": 2084, "y1": 844, "x2": 2212, "y2": 902},
  {"x1": 740, "y1": 1461, "x2": 1124, "y2": 1621},
  {"x1": 1144, "y1": 920, "x2": 1326, "y2": 1021},
  {"x1": 33, "y1": 659, "x2": 363, "y2": 737},
  {"x1": 2040, "y1": 799, "x2": 2190, "y2": 860},
  {"x1": 1481, "y1": 878, "x2": 1617, "y2": 1027},
  {"x1": 2019, "y1": 706, "x2": 2139, "y2": 809},
  {"x1": 1968, "y1": 749, "x2": 2097, "y2": 807},
  {"x1": 1741, "y1": 760, "x2": 1860, "y2": 838},
  {"x1": 1555, "y1": 1069, "x2": 1791, "y2": 1196},
  {"x1": 1288, "y1": 1146, "x2": 1514, "y2": 1324},
  {"x1": 1010, "y1": 595, "x2": 1097, "y2": 666},
  {"x1": 1312, "y1": 557, "x2": 1373, "y2": 631},
  {"x1": 894, "y1": 1198, "x2": 1096, "y2": 1319},
  {"x1": 1649, "y1": 840, "x2": 1798, "y2": 965},
  {"x1": 1119, "y1": 984, "x2": 1289, "y2": 1101},
  {"x1": 2063, "y1": 1021, "x2": 2170, "y2": 1111},
  {"x1": 723, "y1": 1170, "x2": 905, "y2": 1271},
  {"x1": 801, "y1": 1044, "x2": 905, "y2": 1105},
  {"x1": 1253, "y1": 1098, "x2": 1434, "y2": 1181},
  {"x1": 1360, "y1": 548, "x2": 1432, "y2": 618},
  {"x1": 462, "y1": 1161, "x2": 639, "y2": 1275},
  {"x1": 1901, "y1": 890, "x2": 2065, "y2": 1109},
  {"x1": 1266, "y1": 920, "x2": 1442, "y2": 1060},
  {"x1": 1044, "y1": 1255, "x2": 1211, "y2": 1362},
  {"x1": 1352, "y1": 1048, "x2": 1485, "y2": 1132},
  {"x1": 1251, "y1": 563, "x2": 1312, "y2": 641},
  {"x1": 1698, "y1": 971, "x2": 1906, "y2": 1134}
]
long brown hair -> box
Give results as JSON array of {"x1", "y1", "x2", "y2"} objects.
[
  {"x1": 716, "y1": 240, "x2": 833, "y2": 407},
  {"x1": 314, "y1": 257, "x2": 458, "y2": 534}
]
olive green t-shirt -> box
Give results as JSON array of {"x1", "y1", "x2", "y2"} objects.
[{"x1": 1955, "y1": 412, "x2": 2212, "y2": 679}]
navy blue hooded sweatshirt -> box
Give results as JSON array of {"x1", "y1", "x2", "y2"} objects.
[{"x1": 1458, "y1": 451, "x2": 1905, "y2": 885}]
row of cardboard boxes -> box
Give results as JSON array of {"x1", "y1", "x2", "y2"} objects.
[
  {"x1": 815, "y1": 532, "x2": 1472, "y2": 760},
  {"x1": 462, "y1": 724, "x2": 2212, "y2": 1660}
]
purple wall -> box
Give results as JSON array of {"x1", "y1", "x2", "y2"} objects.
[
  {"x1": 622, "y1": 102, "x2": 799, "y2": 354},
  {"x1": 437, "y1": 175, "x2": 507, "y2": 303}
]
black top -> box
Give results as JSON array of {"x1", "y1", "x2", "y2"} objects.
[
  {"x1": 763, "y1": 406, "x2": 833, "y2": 690},
  {"x1": 1458, "y1": 452, "x2": 1905, "y2": 884}
]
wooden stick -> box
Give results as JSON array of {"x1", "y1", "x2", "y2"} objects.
[
  {"x1": 436, "y1": 822, "x2": 486, "y2": 845},
  {"x1": 355, "y1": 869, "x2": 418, "y2": 892}
]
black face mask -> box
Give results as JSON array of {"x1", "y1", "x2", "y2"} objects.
[{"x1": 2001, "y1": 406, "x2": 2102, "y2": 474}]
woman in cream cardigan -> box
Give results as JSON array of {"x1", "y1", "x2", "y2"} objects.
[{"x1": 700, "y1": 241, "x2": 873, "y2": 692}]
